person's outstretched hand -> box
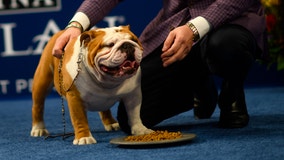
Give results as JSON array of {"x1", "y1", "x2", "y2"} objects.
[
  {"x1": 161, "y1": 25, "x2": 194, "y2": 67},
  {"x1": 52, "y1": 27, "x2": 82, "y2": 58}
]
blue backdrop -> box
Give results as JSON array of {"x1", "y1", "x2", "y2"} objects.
[
  {"x1": 0, "y1": 0, "x2": 161, "y2": 99},
  {"x1": 0, "y1": 0, "x2": 283, "y2": 99}
]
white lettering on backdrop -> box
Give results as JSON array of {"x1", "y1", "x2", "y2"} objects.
[
  {"x1": 0, "y1": 19, "x2": 60, "y2": 57},
  {"x1": 0, "y1": 16, "x2": 125, "y2": 57},
  {"x1": 0, "y1": 16, "x2": 125, "y2": 96}
]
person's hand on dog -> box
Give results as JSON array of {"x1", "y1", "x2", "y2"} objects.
[
  {"x1": 161, "y1": 25, "x2": 194, "y2": 67},
  {"x1": 52, "y1": 27, "x2": 81, "y2": 58}
]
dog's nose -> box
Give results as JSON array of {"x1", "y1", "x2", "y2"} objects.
[{"x1": 119, "y1": 42, "x2": 135, "y2": 61}]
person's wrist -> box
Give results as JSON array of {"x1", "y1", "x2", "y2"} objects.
[
  {"x1": 185, "y1": 21, "x2": 200, "y2": 42},
  {"x1": 65, "y1": 21, "x2": 83, "y2": 32}
]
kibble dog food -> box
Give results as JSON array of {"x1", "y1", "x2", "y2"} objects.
[{"x1": 124, "y1": 130, "x2": 182, "y2": 142}]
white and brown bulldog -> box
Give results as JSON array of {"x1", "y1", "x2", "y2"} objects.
[{"x1": 30, "y1": 25, "x2": 153, "y2": 145}]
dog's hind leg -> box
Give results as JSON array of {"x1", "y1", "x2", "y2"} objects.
[
  {"x1": 30, "y1": 55, "x2": 54, "y2": 137},
  {"x1": 99, "y1": 110, "x2": 120, "y2": 131}
]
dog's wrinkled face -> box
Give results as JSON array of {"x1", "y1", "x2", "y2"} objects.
[{"x1": 80, "y1": 26, "x2": 143, "y2": 79}]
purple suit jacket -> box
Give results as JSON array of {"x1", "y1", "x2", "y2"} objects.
[{"x1": 77, "y1": 0, "x2": 266, "y2": 58}]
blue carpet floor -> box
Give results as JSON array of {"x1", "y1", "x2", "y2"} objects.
[{"x1": 0, "y1": 87, "x2": 283, "y2": 160}]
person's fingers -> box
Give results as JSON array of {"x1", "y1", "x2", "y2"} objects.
[
  {"x1": 162, "y1": 31, "x2": 175, "y2": 53},
  {"x1": 52, "y1": 28, "x2": 82, "y2": 58},
  {"x1": 162, "y1": 51, "x2": 182, "y2": 67},
  {"x1": 52, "y1": 48, "x2": 64, "y2": 58},
  {"x1": 162, "y1": 42, "x2": 191, "y2": 67},
  {"x1": 161, "y1": 39, "x2": 176, "y2": 59},
  {"x1": 52, "y1": 37, "x2": 68, "y2": 58}
]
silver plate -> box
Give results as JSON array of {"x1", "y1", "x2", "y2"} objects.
[{"x1": 110, "y1": 133, "x2": 196, "y2": 146}]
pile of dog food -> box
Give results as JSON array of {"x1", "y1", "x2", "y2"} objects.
[{"x1": 124, "y1": 130, "x2": 182, "y2": 142}]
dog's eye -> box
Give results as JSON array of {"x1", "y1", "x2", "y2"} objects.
[{"x1": 105, "y1": 42, "x2": 115, "y2": 48}]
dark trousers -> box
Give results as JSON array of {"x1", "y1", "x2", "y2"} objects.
[{"x1": 117, "y1": 24, "x2": 259, "y2": 134}]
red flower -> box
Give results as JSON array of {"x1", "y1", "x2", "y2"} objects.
[{"x1": 266, "y1": 14, "x2": 277, "y2": 32}]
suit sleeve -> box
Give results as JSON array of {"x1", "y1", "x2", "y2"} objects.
[
  {"x1": 200, "y1": 0, "x2": 256, "y2": 29},
  {"x1": 72, "y1": 0, "x2": 122, "y2": 30}
]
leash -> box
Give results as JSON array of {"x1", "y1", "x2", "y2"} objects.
[{"x1": 45, "y1": 48, "x2": 84, "y2": 140}]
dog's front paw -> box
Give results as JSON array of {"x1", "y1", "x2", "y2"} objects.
[
  {"x1": 73, "y1": 136, "x2": 97, "y2": 145},
  {"x1": 103, "y1": 122, "x2": 120, "y2": 131},
  {"x1": 30, "y1": 122, "x2": 49, "y2": 137},
  {"x1": 131, "y1": 124, "x2": 154, "y2": 135}
]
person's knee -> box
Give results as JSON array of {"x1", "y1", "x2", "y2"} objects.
[
  {"x1": 207, "y1": 25, "x2": 255, "y2": 58},
  {"x1": 204, "y1": 25, "x2": 256, "y2": 78}
]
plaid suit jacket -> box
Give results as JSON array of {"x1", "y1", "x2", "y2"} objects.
[{"x1": 77, "y1": 0, "x2": 266, "y2": 58}]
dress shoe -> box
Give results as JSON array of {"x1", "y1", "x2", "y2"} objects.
[
  {"x1": 194, "y1": 76, "x2": 218, "y2": 119},
  {"x1": 218, "y1": 81, "x2": 249, "y2": 128}
]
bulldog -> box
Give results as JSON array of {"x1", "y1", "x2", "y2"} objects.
[{"x1": 30, "y1": 25, "x2": 153, "y2": 145}]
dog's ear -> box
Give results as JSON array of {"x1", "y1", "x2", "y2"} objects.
[
  {"x1": 120, "y1": 25, "x2": 143, "y2": 49},
  {"x1": 80, "y1": 31, "x2": 94, "y2": 47},
  {"x1": 121, "y1": 25, "x2": 131, "y2": 31}
]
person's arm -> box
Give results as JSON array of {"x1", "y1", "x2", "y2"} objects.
[
  {"x1": 186, "y1": 16, "x2": 210, "y2": 43},
  {"x1": 185, "y1": 0, "x2": 256, "y2": 43},
  {"x1": 52, "y1": 0, "x2": 122, "y2": 58},
  {"x1": 161, "y1": 0, "x2": 256, "y2": 67},
  {"x1": 69, "y1": 0, "x2": 122, "y2": 31},
  {"x1": 199, "y1": 0, "x2": 256, "y2": 29}
]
